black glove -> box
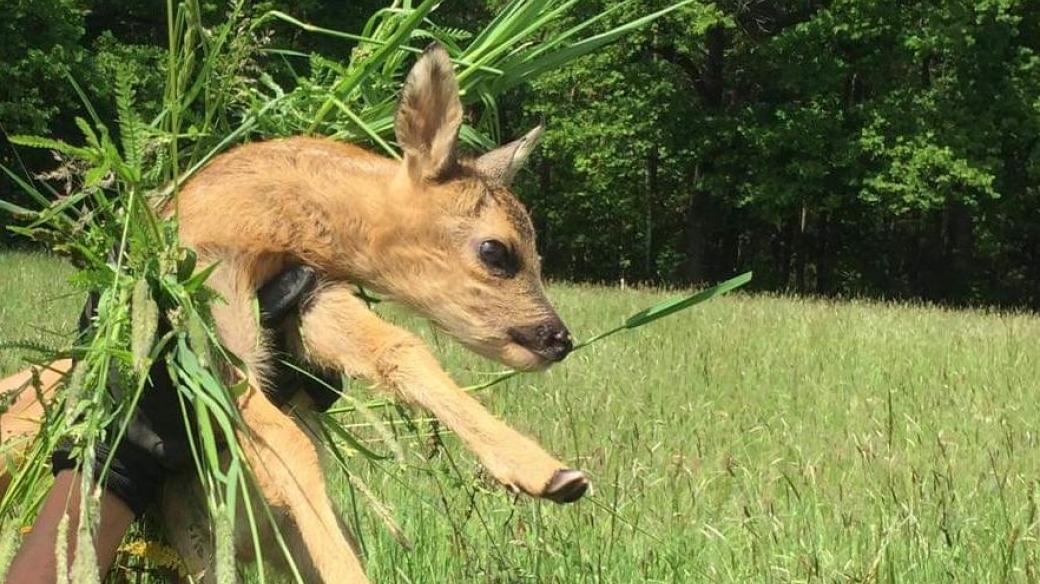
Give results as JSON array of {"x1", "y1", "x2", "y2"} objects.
[
  {"x1": 52, "y1": 264, "x2": 340, "y2": 516},
  {"x1": 257, "y1": 265, "x2": 342, "y2": 411}
]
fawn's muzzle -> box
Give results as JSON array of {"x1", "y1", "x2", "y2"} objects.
[{"x1": 508, "y1": 318, "x2": 573, "y2": 363}]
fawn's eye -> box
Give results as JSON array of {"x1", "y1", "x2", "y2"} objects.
[{"x1": 478, "y1": 239, "x2": 519, "y2": 277}]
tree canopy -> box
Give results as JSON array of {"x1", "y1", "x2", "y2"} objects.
[{"x1": 3, "y1": 0, "x2": 1039, "y2": 308}]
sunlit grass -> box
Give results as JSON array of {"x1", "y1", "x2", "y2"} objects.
[
  {"x1": 5, "y1": 251, "x2": 1038, "y2": 582},
  {"x1": 0, "y1": 252, "x2": 79, "y2": 373}
]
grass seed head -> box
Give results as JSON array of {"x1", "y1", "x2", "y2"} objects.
[{"x1": 131, "y1": 278, "x2": 159, "y2": 373}]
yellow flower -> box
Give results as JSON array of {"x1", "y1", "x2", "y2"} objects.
[{"x1": 118, "y1": 538, "x2": 187, "y2": 576}]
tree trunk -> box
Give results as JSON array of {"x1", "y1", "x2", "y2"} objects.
[
  {"x1": 945, "y1": 200, "x2": 974, "y2": 300},
  {"x1": 644, "y1": 146, "x2": 658, "y2": 281},
  {"x1": 537, "y1": 157, "x2": 558, "y2": 276},
  {"x1": 795, "y1": 205, "x2": 808, "y2": 293},
  {"x1": 816, "y1": 212, "x2": 832, "y2": 294},
  {"x1": 680, "y1": 188, "x2": 708, "y2": 284},
  {"x1": 696, "y1": 26, "x2": 726, "y2": 107},
  {"x1": 679, "y1": 24, "x2": 727, "y2": 284},
  {"x1": 776, "y1": 219, "x2": 792, "y2": 289}
]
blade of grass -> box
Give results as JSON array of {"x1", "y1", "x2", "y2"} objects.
[{"x1": 465, "y1": 272, "x2": 753, "y2": 392}]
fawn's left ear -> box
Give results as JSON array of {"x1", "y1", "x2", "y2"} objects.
[
  {"x1": 395, "y1": 43, "x2": 463, "y2": 182},
  {"x1": 474, "y1": 125, "x2": 544, "y2": 186}
]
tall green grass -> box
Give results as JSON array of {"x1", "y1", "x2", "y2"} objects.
[
  {"x1": 0, "y1": 252, "x2": 78, "y2": 374},
  {"x1": 4, "y1": 252, "x2": 1039, "y2": 582},
  {"x1": 340, "y1": 287, "x2": 1040, "y2": 582}
]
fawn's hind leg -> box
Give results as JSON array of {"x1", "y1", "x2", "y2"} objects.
[
  {"x1": 166, "y1": 260, "x2": 367, "y2": 583},
  {"x1": 161, "y1": 389, "x2": 368, "y2": 584},
  {"x1": 236, "y1": 386, "x2": 369, "y2": 583}
]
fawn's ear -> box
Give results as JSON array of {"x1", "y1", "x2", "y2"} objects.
[
  {"x1": 474, "y1": 125, "x2": 544, "y2": 186},
  {"x1": 395, "y1": 43, "x2": 462, "y2": 182}
]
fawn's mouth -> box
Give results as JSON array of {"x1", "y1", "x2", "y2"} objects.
[
  {"x1": 507, "y1": 321, "x2": 573, "y2": 364},
  {"x1": 451, "y1": 319, "x2": 572, "y2": 371},
  {"x1": 463, "y1": 336, "x2": 554, "y2": 372},
  {"x1": 502, "y1": 341, "x2": 555, "y2": 371}
]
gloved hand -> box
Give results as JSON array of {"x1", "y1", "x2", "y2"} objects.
[
  {"x1": 257, "y1": 265, "x2": 342, "y2": 412},
  {"x1": 52, "y1": 264, "x2": 341, "y2": 516}
]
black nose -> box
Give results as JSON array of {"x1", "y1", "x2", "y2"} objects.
[
  {"x1": 542, "y1": 326, "x2": 573, "y2": 362},
  {"x1": 509, "y1": 319, "x2": 573, "y2": 362}
]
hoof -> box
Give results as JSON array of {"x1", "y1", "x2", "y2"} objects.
[{"x1": 544, "y1": 469, "x2": 589, "y2": 504}]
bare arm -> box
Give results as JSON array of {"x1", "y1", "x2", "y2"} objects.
[
  {"x1": 2, "y1": 363, "x2": 134, "y2": 583},
  {"x1": 5, "y1": 471, "x2": 134, "y2": 584}
]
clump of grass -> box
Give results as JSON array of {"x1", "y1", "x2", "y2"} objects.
[{"x1": 0, "y1": 1, "x2": 737, "y2": 581}]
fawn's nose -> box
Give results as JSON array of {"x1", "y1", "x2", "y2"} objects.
[
  {"x1": 509, "y1": 318, "x2": 573, "y2": 363},
  {"x1": 542, "y1": 326, "x2": 573, "y2": 362}
]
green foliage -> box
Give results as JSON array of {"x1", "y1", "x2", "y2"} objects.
[
  {"x1": 0, "y1": 2, "x2": 306, "y2": 579},
  {"x1": 0, "y1": 0, "x2": 86, "y2": 135},
  {"x1": 5, "y1": 1, "x2": 1040, "y2": 306},
  {"x1": 507, "y1": 0, "x2": 1040, "y2": 305}
]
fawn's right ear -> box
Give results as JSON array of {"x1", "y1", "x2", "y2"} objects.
[{"x1": 395, "y1": 43, "x2": 463, "y2": 183}]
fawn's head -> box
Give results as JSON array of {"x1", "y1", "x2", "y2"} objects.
[{"x1": 378, "y1": 44, "x2": 571, "y2": 371}]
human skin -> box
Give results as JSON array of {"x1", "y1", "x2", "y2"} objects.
[
  {"x1": 1, "y1": 362, "x2": 133, "y2": 583},
  {"x1": 5, "y1": 470, "x2": 134, "y2": 583}
]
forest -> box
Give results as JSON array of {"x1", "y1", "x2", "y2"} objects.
[{"x1": 3, "y1": 0, "x2": 1039, "y2": 307}]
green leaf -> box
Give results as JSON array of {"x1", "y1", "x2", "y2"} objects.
[
  {"x1": 0, "y1": 199, "x2": 35, "y2": 218},
  {"x1": 308, "y1": 0, "x2": 439, "y2": 130},
  {"x1": 0, "y1": 164, "x2": 50, "y2": 208},
  {"x1": 83, "y1": 163, "x2": 112, "y2": 188},
  {"x1": 183, "y1": 261, "x2": 220, "y2": 294},
  {"x1": 625, "y1": 272, "x2": 753, "y2": 329},
  {"x1": 319, "y1": 412, "x2": 393, "y2": 461},
  {"x1": 177, "y1": 248, "x2": 198, "y2": 282},
  {"x1": 469, "y1": 272, "x2": 753, "y2": 392},
  {"x1": 115, "y1": 67, "x2": 143, "y2": 176},
  {"x1": 489, "y1": 0, "x2": 696, "y2": 93},
  {"x1": 7, "y1": 135, "x2": 92, "y2": 159},
  {"x1": 74, "y1": 117, "x2": 102, "y2": 151}
]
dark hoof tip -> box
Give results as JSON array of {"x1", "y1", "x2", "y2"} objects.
[{"x1": 544, "y1": 469, "x2": 589, "y2": 504}]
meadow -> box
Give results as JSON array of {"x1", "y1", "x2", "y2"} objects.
[{"x1": 2, "y1": 250, "x2": 1039, "y2": 583}]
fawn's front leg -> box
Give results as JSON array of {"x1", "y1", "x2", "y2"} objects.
[{"x1": 298, "y1": 283, "x2": 588, "y2": 503}]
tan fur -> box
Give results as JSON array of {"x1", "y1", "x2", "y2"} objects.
[
  {"x1": 0, "y1": 360, "x2": 70, "y2": 494},
  {"x1": 0, "y1": 44, "x2": 582, "y2": 583}
]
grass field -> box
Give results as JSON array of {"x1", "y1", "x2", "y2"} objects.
[{"x1": 2, "y1": 250, "x2": 1040, "y2": 583}]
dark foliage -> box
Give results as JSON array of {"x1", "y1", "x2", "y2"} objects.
[{"x1": 3, "y1": 0, "x2": 1038, "y2": 308}]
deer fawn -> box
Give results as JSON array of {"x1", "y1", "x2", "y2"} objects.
[{"x1": 1, "y1": 43, "x2": 586, "y2": 582}]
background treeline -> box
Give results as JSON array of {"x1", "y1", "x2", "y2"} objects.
[{"x1": 3, "y1": 0, "x2": 1039, "y2": 308}]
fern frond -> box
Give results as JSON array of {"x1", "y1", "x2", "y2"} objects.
[
  {"x1": 115, "y1": 68, "x2": 144, "y2": 176},
  {"x1": 7, "y1": 136, "x2": 91, "y2": 159},
  {"x1": 74, "y1": 117, "x2": 101, "y2": 151},
  {"x1": 430, "y1": 24, "x2": 474, "y2": 41}
]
